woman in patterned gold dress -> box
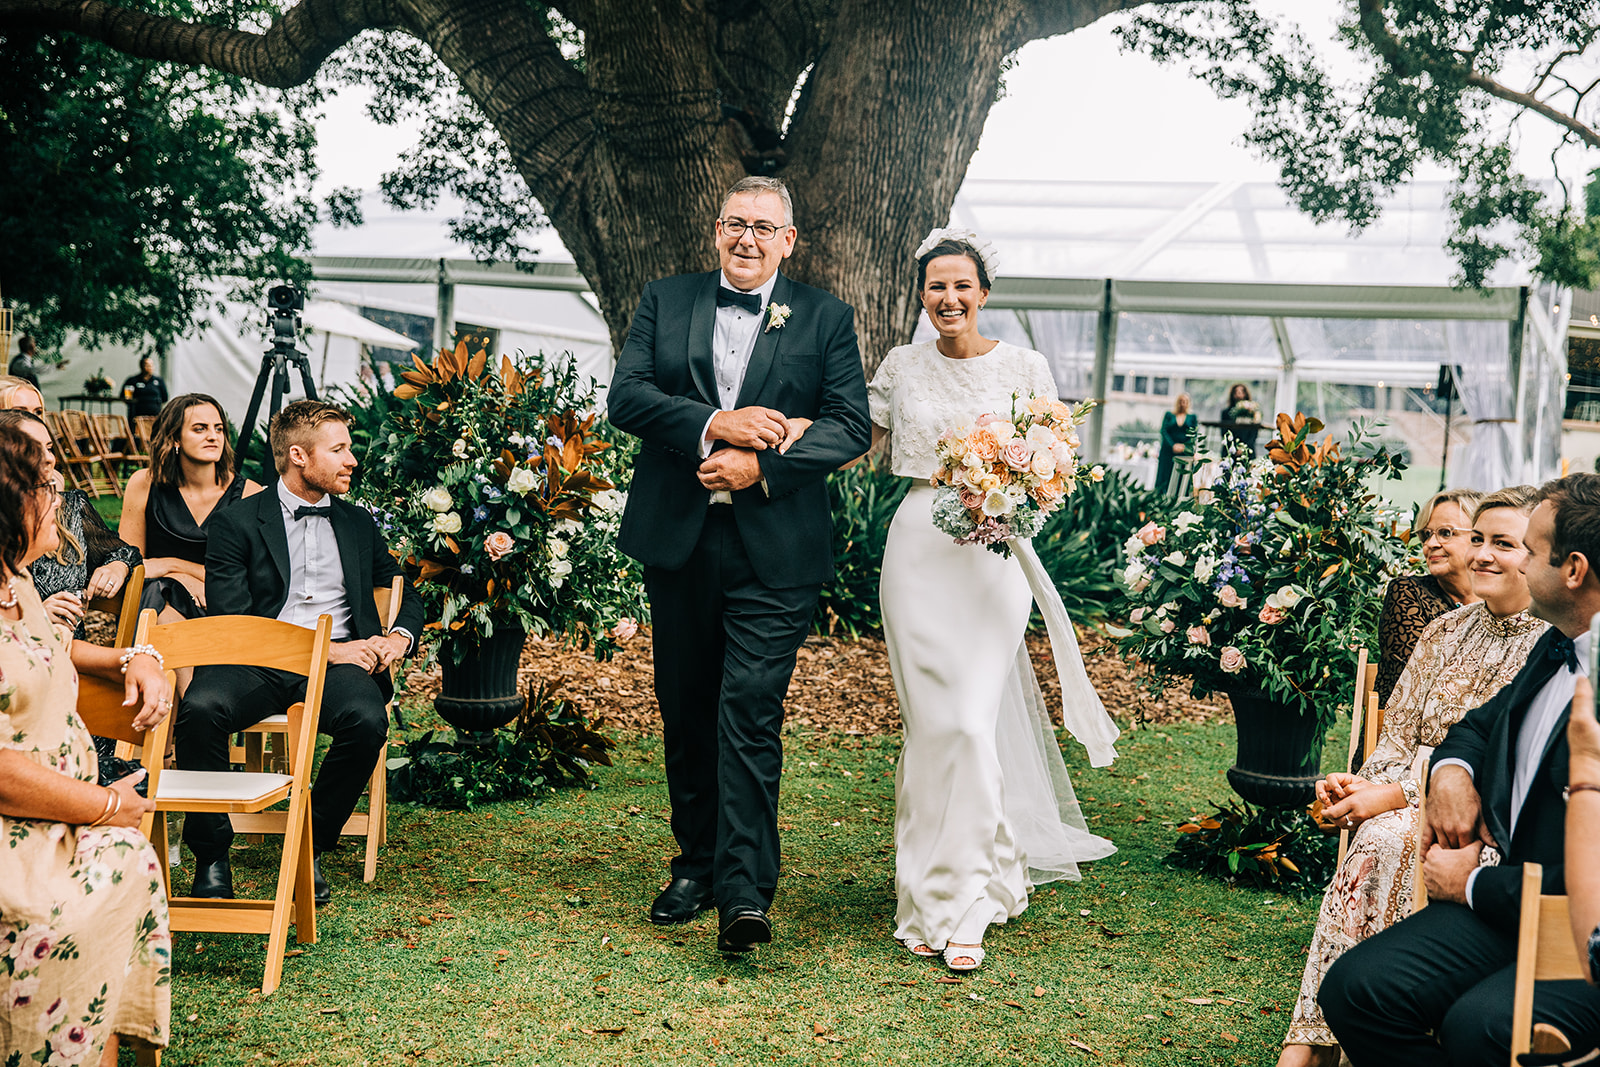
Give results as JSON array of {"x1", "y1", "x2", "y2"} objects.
[
  {"x1": 0, "y1": 425, "x2": 174, "y2": 1065},
  {"x1": 1277, "y1": 485, "x2": 1547, "y2": 1067}
]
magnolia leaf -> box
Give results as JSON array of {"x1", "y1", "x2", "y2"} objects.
[
  {"x1": 467, "y1": 347, "x2": 488, "y2": 381},
  {"x1": 1320, "y1": 562, "x2": 1340, "y2": 579}
]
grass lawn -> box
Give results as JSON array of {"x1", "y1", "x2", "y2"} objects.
[{"x1": 154, "y1": 709, "x2": 1350, "y2": 1066}]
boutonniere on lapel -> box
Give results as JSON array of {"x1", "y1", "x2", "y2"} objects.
[{"x1": 765, "y1": 303, "x2": 792, "y2": 332}]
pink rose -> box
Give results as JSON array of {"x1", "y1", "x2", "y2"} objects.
[
  {"x1": 1001, "y1": 439, "x2": 1033, "y2": 471},
  {"x1": 1258, "y1": 605, "x2": 1286, "y2": 625},
  {"x1": 53, "y1": 1024, "x2": 92, "y2": 1062},
  {"x1": 5, "y1": 973, "x2": 37, "y2": 1009},
  {"x1": 1217, "y1": 585, "x2": 1245, "y2": 609},
  {"x1": 1130, "y1": 607, "x2": 1147, "y2": 623},
  {"x1": 16, "y1": 928, "x2": 52, "y2": 964},
  {"x1": 973, "y1": 412, "x2": 1001, "y2": 427},
  {"x1": 1219, "y1": 646, "x2": 1246, "y2": 673},
  {"x1": 610, "y1": 617, "x2": 639, "y2": 643},
  {"x1": 957, "y1": 487, "x2": 983, "y2": 510},
  {"x1": 1160, "y1": 618, "x2": 1176, "y2": 633},
  {"x1": 1137, "y1": 521, "x2": 1165, "y2": 546},
  {"x1": 483, "y1": 531, "x2": 515, "y2": 561},
  {"x1": 1186, "y1": 625, "x2": 1211, "y2": 646}
]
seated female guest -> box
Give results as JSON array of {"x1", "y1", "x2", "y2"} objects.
[
  {"x1": 1372, "y1": 488, "x2": 1483, "y2": 708},
  {"x1": 0, "y1": 423, "x2": 173, "y2": 1065},
  {"x1": 119, "y1": 393, "x2": 260, "y2": 623},
  {"x1": 1279, "y1": 485, "x2": 1546, "y2": 1067}
]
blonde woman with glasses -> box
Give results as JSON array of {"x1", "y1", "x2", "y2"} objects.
[{"x1": 1372, "y1": 489, "x2": 1483, "y2": 708}]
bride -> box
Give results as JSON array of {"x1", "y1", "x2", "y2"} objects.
[{"x1": 866, "y1": 229, "x2": 1120, "y2": 972}]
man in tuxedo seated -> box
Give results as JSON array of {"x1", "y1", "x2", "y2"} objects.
[
  {"x1": 1320, "y1": 473, "x2": 1600, "y2": 1064},
  {"x1": 175, "y1": 399, "x2": 420, "y2": 904}
]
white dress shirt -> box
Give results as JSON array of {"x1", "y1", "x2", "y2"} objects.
[
  {"x1": 1437, "y1": 631, "x2": 1589, "y2": 908},
  {"x1": 701, "y1": 271, "x2": 780, "y2": 504},
  {"x1": 276, "y1": 480, "x2": 354, "y2": 640}
]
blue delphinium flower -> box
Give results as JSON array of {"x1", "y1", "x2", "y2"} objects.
[
  {"x1": 483, "y1": 485, "x2": 503, "y2": 501},
  {"x1": 473, "y1": 505, "x2": 490, "y2": 523}
]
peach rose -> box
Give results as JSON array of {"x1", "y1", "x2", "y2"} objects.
[
  {"x1": 1186, "y1": 625, "x2": 1211, "y2": 646},
  {"x1": 1217, "y1": 585, "x2": 1245, "y2": 609},
  {"x1": 1130, "y1": 607, "x2": 1147, "y2": 623},
  {"x1": 969, "y1": 429, "x2": 999, "y2": 462},
  {"x1": 1258, "y1": 605, "x2": 1286, "y2": 625},
  {"x1": 1001, "y1": 439, "x2": 1033, "y2": 472},
  {"x1": 1030, "y1": 449, "x2": 1057, "y2": 479},
  {"x1": 1034, "y1": 481, "x2": 1064, "y2": 508},
  {"x1": 611, "y1": 617, "x2": 639, "y2": 642},
  {"x1": 1136, "y1": 521, "x2": 1164, "y2": 546},
  {"x1": 1159, "y1": 618, "x2": 1176, "y2": 633},
  {"x1": 484, "y1": 531, "x2": 515, "y2": 561},
  {"x1": 1219, "y1": 646, "x2": 1246, "y2": 673}
]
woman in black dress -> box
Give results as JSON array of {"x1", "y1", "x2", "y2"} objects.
[
  {"x1": 119, "y1": 394, "x2": 261, "y2": 627},
  {"x1": 1219, "y1": 382, "x2": 1263, "y2": 456}
]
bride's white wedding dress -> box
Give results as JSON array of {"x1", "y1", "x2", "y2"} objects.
[{"x1": 869, "y1": 340, "x2": 1120, "y2": 951}]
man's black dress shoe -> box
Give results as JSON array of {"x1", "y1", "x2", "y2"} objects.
[
  {"x1": 311, "y1": 853, "x2": 330, "y2": 907},
  {"x1": 717, "y1": 905, "x2": 772, "y2": 954},
  {"x1": 650, "y1": 878, "x2": 714, "y2": 925},
  {"x1": 190, "y1": 857, "x2": 234, "y2": 899}
]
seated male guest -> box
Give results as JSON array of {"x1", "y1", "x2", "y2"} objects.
[
  {"x1": 175, "y1": 399, "x2": 420, "y2": 903},
  {"x1": 1320, "y1": 473, "x2": 1600, "y2": 1065}
]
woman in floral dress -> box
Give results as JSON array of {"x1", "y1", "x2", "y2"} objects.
[
  {"x1": 1278, "y1": 485, "x2": 1546, "y2": 1067},
  {"x1": 0, "y1": 424, "x2": 174, "y2": 1065}
]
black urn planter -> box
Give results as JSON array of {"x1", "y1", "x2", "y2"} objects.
[
  {"x1": 434, "y1": 623, "x2": 528, "y2": 743},
  {"x1": 1224, "y1": 688, "x2": 1325, "y2": 808}
]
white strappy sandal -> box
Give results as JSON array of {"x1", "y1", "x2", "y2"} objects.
[
  {"x1": 942, "y1": 943, "x2": 985, "y2": 972},
  {"x1": 901, "y1": 937, "x2": 938, "y2": 959}
]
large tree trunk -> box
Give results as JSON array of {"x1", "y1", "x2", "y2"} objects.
[{"x1": 1, "y1": 0, "x2": 1161, "y2": 367}]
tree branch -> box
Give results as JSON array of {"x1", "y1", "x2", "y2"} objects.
[
  {"x1": 0, "y1": 0, "x2": 399, "y2": 88},
  {"x1": 1356, "y1": 0, "x2": 1600, "y2": 150},
  {"x1": 1015, "y1": 0, "x2": 1191, "y2": 47}
]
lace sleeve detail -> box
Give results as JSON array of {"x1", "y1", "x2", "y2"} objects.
[
  {"x1": 868, "y1": 347, "x2": 897, "y2": 429},
  {"x1": 1360, "y1": 611, "x2": 1449, "y2": 789},
  {"x1": 1374, "y1": 576, "x2": 1448, "y2": 707},
  {"x1": 82, "y1": 494, "x2": 142, "y2": 572},
  {"x1": 1028, "y1": 353, "x2": 1058, "y2": 402}
]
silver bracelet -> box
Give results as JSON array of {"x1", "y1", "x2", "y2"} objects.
[{"x1": 118, "y1": 644, "x2": 165, "y2": 674}]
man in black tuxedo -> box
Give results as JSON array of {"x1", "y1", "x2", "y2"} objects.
[
  {"x1": 176, "y1": 399, "x2": 421, "y2": 904},
  {"x1": 1320, "y1": 473, "x2": 1600, "y2": 1064},
  {"x1": 607, "y1": 176, "x2": 871, "y2": 952}
]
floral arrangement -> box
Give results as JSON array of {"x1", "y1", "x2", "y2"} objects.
[
  {"x1": 1113, "y1": 413, "x2": 1409, "y2": 728},
  {"x1": 930, "y1": 394, "x2": 1102, "y2": 556},
  {"x1": 357, "y1": 342, "x2": 646, "y2": 664},
  {"x1": 1222, "y1": 398, "x2": 1263, "y2": 425},
  {"x1": 83, "y1": 368, "x2": 114, "y2": 396}
]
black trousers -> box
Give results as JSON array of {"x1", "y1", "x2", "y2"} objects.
[
  {"x1": 176, "y1": 662, "x2": 388, "y2": 857},
  {"x1": 644, "y1": 506, "x2": 819, "y2": 914},
  {"x1": 1321, "y1": 899, "x2": 1600, "y2": 1065}
]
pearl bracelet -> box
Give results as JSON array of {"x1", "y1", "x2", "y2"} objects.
[{"x1": 118, "y1": 644, "x2": 164, "y2": 674}]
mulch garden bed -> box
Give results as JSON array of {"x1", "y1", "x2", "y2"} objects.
[{"x1": 398, "y1": 623, "x2": 1230, "y2": 737}]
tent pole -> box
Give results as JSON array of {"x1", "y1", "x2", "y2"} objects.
[{"x1": 1086, "y1": 279, "x2": 1116, "y2": 464}]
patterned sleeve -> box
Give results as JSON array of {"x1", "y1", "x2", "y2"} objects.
[
  {"x1": 867, "y1": 347, "x2": 897, "y2": 429},
  {"x1": 1359, "y1": 611, "x2": 1450, "y2": 803},
  {"x1": 1029, "y1": 351, "x2": 1059, "y2": 402},
  {"x1": 1375, "y1": 576, "x2": 1435, "y2": 707},
  {"x1": 81, "y1": 494, "x2": 142, "y2": 573}
]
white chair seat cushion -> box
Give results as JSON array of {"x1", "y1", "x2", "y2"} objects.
[
  {"x1": 247, "y1": 713, "x2": 291, "y2": 727},
  {"x1": 157, "y1": 769, "x2": 292, "y2": 803}
]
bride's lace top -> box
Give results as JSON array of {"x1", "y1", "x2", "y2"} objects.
[{"x1": 868, "y1": 340, "x2": 1058, "y2": 479}]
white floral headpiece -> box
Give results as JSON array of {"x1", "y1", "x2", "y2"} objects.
[{"x1": 914, "y1": 227, "x2": 999, "y2": 281}]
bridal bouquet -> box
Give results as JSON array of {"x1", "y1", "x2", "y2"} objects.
[{"x1": 930, "y1": 394, "x2": 1102, "y2": 556}]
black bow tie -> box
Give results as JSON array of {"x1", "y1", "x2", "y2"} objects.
[
  {"x1": 1550, "y1": 634, "x2": 1581, "y2": 673},
  {"x1": 716, "y1": 288, "x2": 762, "y2": 315},
  {"x1": 293, "y1": 504, "x2": 332, "y2": 521}
]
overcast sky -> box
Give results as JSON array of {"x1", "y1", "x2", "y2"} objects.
[{"x1": 311, "y1": 3, "x2": 1595, "y2": 208}]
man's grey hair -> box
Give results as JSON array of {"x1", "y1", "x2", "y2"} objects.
[{"x1": 720, "y1": 176, "x2": 793, "y2": 227}]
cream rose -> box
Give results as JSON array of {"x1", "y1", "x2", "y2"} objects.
[
  {"x1": 433, "y1": 511, "x2": 462, "y2": 535},
  {"x1": 1025, "y1": 423, "x2": 1058, "y2": 448},
  {"x1": 1219, "y1": 646, "x2": 1246, "y2": 673},
  {"x1": 989, "y1": 419, "x2": 1016, "y2": 444},
  {"x1": 420, "y1": 486, "x2": 453, "y2": 513},
  {"x1": 506, "y1": 467, "x2": 539, "y2": 495},
  {"x1": 1029, "y1": 449, "x2": 1057, "y2": 479}
]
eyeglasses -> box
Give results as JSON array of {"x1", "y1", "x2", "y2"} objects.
[
  {"x1": 719, "y1": 217, "x2": 788, "y2": 242},
  {"x1": 1417, "y1": 526, "x2": 1467, "y2": 544}
]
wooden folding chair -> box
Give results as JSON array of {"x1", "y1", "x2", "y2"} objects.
[
  {"x1": 133, "y1": 415, "x2": 156, "y2": 457},
  {"x1": 75, "y1": 670, "x2": 170, "y2": 1066},
  {"x1": 234, "y1": 576, "x2": 403, "y2": 882},
  {"x1": 86, "y1": 562, "x2": 145, "y2": 649},
  {"x1": 95, "y1": 412, "x2": 145, "y2": 480},
  {"x1": 1412, "y1": 757, "x2": 1430, "y2": 912},
  {"x1": 1337, "y1": 649, "x2": 1383, "y2": 867},
  {"x1": 52, "y1": 409, "x2": 122, "y2": 498},
  {"x1": 1510, "y1": 863, "x2": 1588, "y2": 1065},
  {"x1": 144, "y1": 609, "x2": 334, "y2": 995}
]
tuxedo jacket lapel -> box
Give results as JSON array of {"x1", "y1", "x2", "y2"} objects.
[
  {"x1": 686, "y1": 272, "x2": 719, "y2": 406},
  {"x1": 257, "y1": 494, "x2": 291, "y2": 589},
  {"x1": 330, "y1": 504, "x2": 369, "y2": 627},
  {"x1": 1486, "y1": 631, "x2": 1565, "y2": 845},
  {"x1": 734, "y1": 273, "x2": 791, "y2": 409}
]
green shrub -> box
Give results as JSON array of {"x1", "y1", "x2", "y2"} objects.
[
  {"x1": 1167, "y1": 799, "x2": 1338, "y2": 897},
  {"x1": 814, "y1": 460, "x2": 910, "y2": 636}
]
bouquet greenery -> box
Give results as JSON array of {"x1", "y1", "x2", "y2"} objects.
[
  {"x1": 357, "y1": 342, "x2": 646, "y2": 664},
  {"x1": 1113, "y1": 413, "x2": 1408, "y2": 729}
]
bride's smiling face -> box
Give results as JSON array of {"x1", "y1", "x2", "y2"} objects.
[{"x1": 921, "y1": 255, "x2": 987, "y2": 339}]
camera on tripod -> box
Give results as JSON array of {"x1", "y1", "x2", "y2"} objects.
[{"x1": 266, "y1": 283, "x2": 304, "y2": 346}]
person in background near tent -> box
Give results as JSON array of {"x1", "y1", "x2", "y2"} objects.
[
  {"x1": 121, "y1": 357, "x2": 167, "y2": 421},
  {"x1": 1156, "y1": 391, "x2": 1197, "y2": 495},
  {"x1": 1219, "y1": 382, "x2": 1263, "y2": 456},
  {"x1": 9, "y1": 334, "x2": 42, "y2": 388}
]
